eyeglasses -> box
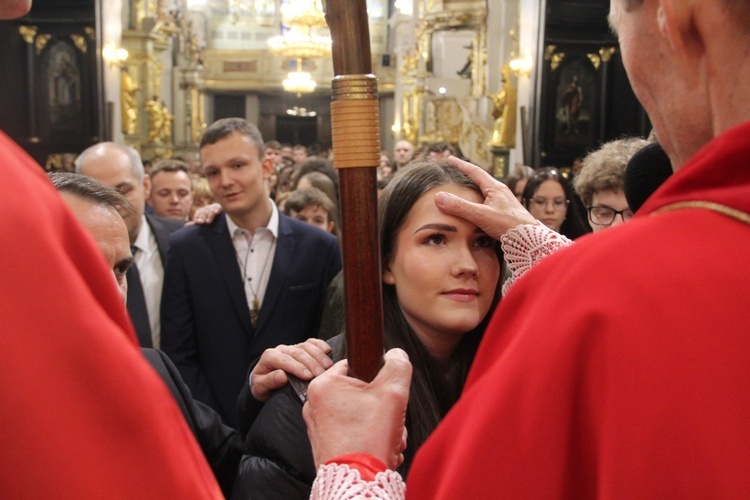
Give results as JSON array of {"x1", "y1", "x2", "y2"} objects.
[
  {"x1": 587, "y1": 206, "x2": 634, "y2": 226},
  {"x1": 529, "y1": 197, "x2": 569, "y2": 211}
]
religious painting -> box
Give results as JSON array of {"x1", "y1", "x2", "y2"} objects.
[
  {"x1": 537, "y1": 45, "x2": 601, "y2": 166},
  {"x1": 552, "y1": 56, "x2": 597, "y2": 153},
  {"x1": 1, "y1": 2, "x2": 100, "y2": 166},
  {"x1": 45, "y1": 40, "x2": 83, "y2": 132}
]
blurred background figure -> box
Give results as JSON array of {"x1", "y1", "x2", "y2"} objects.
[
  {"x1": 574, "y1": 137, "x2": 648, "y2": 233},
  {"x1": 264, "y1": 140, "x2": 284, "y2": 171},
  {"x1": 189, "y1": 177, "x2": 215, "y2": 221},
  {"x1": 504, "y1": 164, "x2": 535, "y2": 202},
  {"x1": 379, "y1": 150, "x2": 394, "y2": 180},
  {"x1": 522, "y1": 166, "x2": 589, "y2": 239},
  {"x1": 296, "y1": 171, "x2": 338, "y2": 209},
  {"x1": 266, "y1": 170, "x2": 280, "y2": 201},
  {"x1": 148, "y1": 159, "x2": 194, "y2": 221},
  {"x1": 427, "y1": 141, "x2": 461, "y2": 160},
  {"x1": 292, "y1": 144, "x2": 308, "y2": 166},
  {"x1": 293, "y1": 158, "x2": 339, "y2": 203},
  {"x1": 393, "y1": 139, "x2": 415, "y2": 169},
  {"x1": 283, "y1": 187, "x2": 340, "y2": 239}
]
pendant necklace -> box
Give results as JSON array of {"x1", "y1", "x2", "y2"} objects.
[{"x1": 238, "y1": 232, "x2": 272, "y2": 328}]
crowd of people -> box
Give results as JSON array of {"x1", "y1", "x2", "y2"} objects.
[{"x1": 2, "y1": 0, "x2": 750, "y2": 497}]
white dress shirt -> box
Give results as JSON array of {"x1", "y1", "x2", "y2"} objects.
[
  {"x1": 133, "y1": 216, "x2": 164, "y2": 348},
  {"x1": 226, "y1": 201, "x2": 279, "y2": 318}
]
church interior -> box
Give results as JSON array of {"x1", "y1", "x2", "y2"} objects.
[{"x1": 0, "y1": 0, "x2": 649, "y2": 177}]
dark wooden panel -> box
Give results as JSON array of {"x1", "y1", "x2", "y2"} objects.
[
  {"x1": 275, "y1": 115, "x2": 317, "y2": 146},
  {"x1": 21, "y1": 0, "x2": 95, "y2": 22},
  {"x1": 546, "y1": 0, "x2": 610, "y2": 27},
  {"x1": 0, "y1": 24, "x2": 30, "y2": 141},
  {"x1": 213, "y1": 94, "x2": 246, "y2": 121},
  {"x1": 533, "y1": 0, "x2": 649, "y2": 168},
  {"x1": 0, "y1": 0, "x2": 100, "y2": 167},
  {"x1": 545, "y1": 0, "x2": 616, "y2": 43}
]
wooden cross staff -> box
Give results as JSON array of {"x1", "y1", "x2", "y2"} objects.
[{"x1": 324, "y1": 0, "x2": 384, "y2": 382}]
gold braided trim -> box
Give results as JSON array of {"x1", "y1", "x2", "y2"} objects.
[
  {"x1": 331, "y1": 74, "x2": 378, "y2": 101},
  {"x1": 331, "y1": 74, "x2": 380, "y2": 169},
  {"x1": 330, "y1": 103, "x2": 380, "y2": 168},
  {"x1": 653, "y1": 201, "x2": 750, "y2": 225}
]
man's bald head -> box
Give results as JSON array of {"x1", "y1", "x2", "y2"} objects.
[
  {"x1": 75, "y1": 142, "x2": 149, "y2": 242},
  {"x1": 393, "y1": 140, "x2": 415, "y2": 167}
]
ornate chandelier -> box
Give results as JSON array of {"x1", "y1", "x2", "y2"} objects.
[
  {"x1": 267, "y1": 0, "x2": 331, "y2": 60},
  {"x1": 268, "y1": 26, "x2": 331, "y2": 59},
  {"x1": 283, "y1": 58, "x2": 317, "y2": 97},
  {"x1": 280, "y1": 0, "x2": 327, "y2": 28}
]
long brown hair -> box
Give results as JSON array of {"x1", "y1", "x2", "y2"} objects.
[{"x1": 375, "y1": 160, "x2": 502, "y2": 474}]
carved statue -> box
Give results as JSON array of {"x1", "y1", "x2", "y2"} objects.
[
  {"x1": 132, "y1": 0, "x2": 144, "y2": 29},
  {"x1": 457, "y1": 43, "x2": 473, "y2": 79},
  {"x1": 489, "y1": 64, "x2": 517, "y2": 149},
  {"x1": 121, "y1": 67, "x2": 138, "y2": 135},
  {"x1": 401, "y1": 91, "x2": 418, "y2": 146},
  {"x1": 161, "y1": 100, "x2": 173, "y2": 144},
  {"x1": 185, "y1": 21, "x2": 204, "y2": 65},
  {"x1": 146, "y1": 96, "x2": 164, "y2": 143}
]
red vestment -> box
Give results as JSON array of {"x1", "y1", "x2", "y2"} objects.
[
  {"x1": 0, "y1": 132, "x2": 220, "y2": 498},
  {"x1": 407, "y1": 121, "x2": 750, "y2": 498}
]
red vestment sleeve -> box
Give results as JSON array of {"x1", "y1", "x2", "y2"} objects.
[
  {"x1": 325, "y1": 453, "x2": 388, "y2": 481},
  {"x1": 405, "y1": 122, "x2": 750, "y2": 498},
  {"x1": 0, "y1": 132, "x2": 221, "y2": 498}
]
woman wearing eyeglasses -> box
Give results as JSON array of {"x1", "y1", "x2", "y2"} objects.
[{"x1": 521, "y1": 166, "x2": 590, "y2": 239}]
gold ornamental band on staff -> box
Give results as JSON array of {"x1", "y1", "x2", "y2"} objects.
[{"x1": 330, "y1": 74, "x2": 380, "y2": 169}]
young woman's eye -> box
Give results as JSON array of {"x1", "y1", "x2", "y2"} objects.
[
  {"x1": 474, "y1": 236, "x2": 494, "y2": 248},
  {"x1": 424, "y1": 233, "x2": 445, "y2": 245}
]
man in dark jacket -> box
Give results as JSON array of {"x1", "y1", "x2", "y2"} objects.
[
  {"x1": 161, "y1": 119, "x2": 341, "y2": 428},
  {"x1": 52, "y1": 172, "x2": 243, "y2": 496},
  {"x1": 75, "y1": 142, "x2": 183, "y2": 348}
]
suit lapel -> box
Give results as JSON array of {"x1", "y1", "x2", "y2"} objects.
[
  {"x1": 146, "y1": 214, "x2": 170, "y2": 264},
  {"x1": 256, "y1": 213, "x2": 295, "y2": 331},
  {"x1": 210, "y1": 214, "x2": 253, "y2": 333},
  {"x1": 126, "y1": 263, "x2": 153, "y2": 347}
]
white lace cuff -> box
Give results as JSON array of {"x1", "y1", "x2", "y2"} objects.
[
  {"x1": 500, "y1": 222, "x2": 573, "y2": 296},
  {"x1": 310, "y1": 463, "x2": 406, "y2": 500}
]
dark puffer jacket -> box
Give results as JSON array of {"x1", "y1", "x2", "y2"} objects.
[{"x1": 231, "y1": 336, "x2": 345, "y2": 500}]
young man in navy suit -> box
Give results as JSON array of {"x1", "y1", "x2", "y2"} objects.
[{"x1": 161, "y1": 118, "x2": 342, "y2": 428}]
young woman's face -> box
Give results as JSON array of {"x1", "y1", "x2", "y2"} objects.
[
  {"x1": 527, "y1": 179, "x2": 567, "y2": 232},
  {"x1": 383, "y1": 184, "x2": 500, "y2": 362}
]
